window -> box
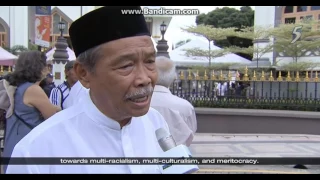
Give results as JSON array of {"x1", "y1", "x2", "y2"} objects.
[
  {"x1": 51, "y1": 13, "x2": 70, "y2": 36},
  {"x1": 0, "y1": 23, "x2": 6, "y2": 47},
  {"x1": 145, "y1": 17, "x2": 153, "y2": 35},
  {"x1": 0, "y1": 24, "x2": 4, "y2": 32},
  {"x1": 311, "y1": 6, "x2": 320, "y2": 11},
  {"x1": 297, "y1": 6, "x2": 307, "y2": 12},
  {"x1": 52, "y1": 13, "x2": 60, "y2": 34},
  {"x1": 285, "y1": 17, "x2": 296, "y2": 24},
  {"x1": 306, "y1": 15, "x2": 313, "y2": 19},
  {"x1": 284, "y1": 6, "x2": 294, "y2": 13}
]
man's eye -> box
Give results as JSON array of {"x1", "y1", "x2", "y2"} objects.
[{"x1": 120, "y1": 64, "x2": 133, "y2": 69}]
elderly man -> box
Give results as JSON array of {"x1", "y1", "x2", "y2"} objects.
[
  {"x1": 151, "y1": 56, "x2": 197, "y2": 147},
  {"x1": 6, "y1": 6, "x2": 169, "y2": 174}
]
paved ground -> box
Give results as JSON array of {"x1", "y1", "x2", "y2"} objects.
[
  {"x1": 1, "y1": 132, "x2": 320, "y2": 174},
  {"x1": 190, "y1": 133, "x2": 320, "y2": 174}
]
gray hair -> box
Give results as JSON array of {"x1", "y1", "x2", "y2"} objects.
[
  {"x1": 76, "y1": 44, "x2": 104, "y2": 73},
  {"x1": 155, "y1": 56, "x2": 177, "y2": 87}
]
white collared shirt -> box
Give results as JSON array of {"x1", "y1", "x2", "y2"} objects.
[
  {"x1": 64, "y1": 81, "x2": 89, "y2": 109},
  {"x1": 150, "y1": 85, "x2": 197, "y2": 147},
  {"x1": 6, "y1": 91, "x2": 169, "y2": 174}
]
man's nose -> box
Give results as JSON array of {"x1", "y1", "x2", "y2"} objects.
[{"x1": 133, "y1": 65, "x2": 151, "y2": 87}]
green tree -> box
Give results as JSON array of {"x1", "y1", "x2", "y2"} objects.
[
  {"x1": 270, "y1": 20, "x2": 320, "y2": 64},
  {"x1": 174, "y1": 39, "x2": 191, "y2": 49},
  {"x1": 181, "y1": 25, "x2": 237, "y2": 67},
  {"x1": 195, "y1": 6, "x2": 255, "y2": 59},
  {"x1": 3, "y1": 45, "x2": 29, "y2": 56},
  {"x1": 196, "y1": 7, "x2": 254, "y2": 28},
  {"x1": 224, "y1": 26, "x2": 274, "y2": 68}
]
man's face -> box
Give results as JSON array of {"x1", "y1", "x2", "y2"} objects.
[
  {"x1": 84, "y1": 36, "x2": 157, "y2": 120},
  {"x1": 66, "y1": 68, "x2": 78, "y2": 84},
  {"x1": 46, "y1": 77, "x2": 53, "y2": 83}
]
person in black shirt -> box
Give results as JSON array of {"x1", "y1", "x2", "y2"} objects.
[{"x1": 40, "y1": 73, "x2": 56, "y2": 97}]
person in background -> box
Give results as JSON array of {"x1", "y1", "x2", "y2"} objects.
[
  {"x1": 2, "y1": 51, "x2": 61, "y2": 172},
  {"x1": 63, "y1": 80, "x2": 89, "y2": 109},
  {"x1": 151, "y1": 56, "x2": 197, "y2": 147},
  {"x1": 49, "y1": 61, "x2": 78, "y2": 110},
  {"x1": 6, "y1": 6, "x2": 169, "y2": 174},
  {"x1": 40, "y1": 73, "x2": 56, "y2": 98}
]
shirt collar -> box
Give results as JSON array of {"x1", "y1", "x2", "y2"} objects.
[
  {"x1": 82, "y1": 91, "x2": 130, "y2": 131},
  {"x1": 153, "y1": 85, "x2": 172, "y2": 94}
]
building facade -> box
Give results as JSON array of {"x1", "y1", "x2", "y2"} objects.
[{"x1": 253, "y1": 6, "x2": 320, "y2": 69}]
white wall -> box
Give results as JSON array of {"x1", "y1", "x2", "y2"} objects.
[
  {"x1": 254, "y1": 6, "x2": 276, "y2": 27},
  {"x1": 10, "y1": 6, "x2": 29, "y2": 48},
  {"x1": 254, "y1": 6, "x2": 276, "y2": 64}
]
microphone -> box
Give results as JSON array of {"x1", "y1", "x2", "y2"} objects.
[{"x1": 155, "y1": 128, "x2": 199, "y2": 174}]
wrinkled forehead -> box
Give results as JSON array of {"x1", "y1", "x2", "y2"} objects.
[{"x1": 101, "y1": 36, "x2": 156, "y2": 59}]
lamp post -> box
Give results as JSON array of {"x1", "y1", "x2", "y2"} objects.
[
  {"x1": 156, "y1": 21, "x2": 170, "y2": 58},
  {"x1": 52, "y1": 22, "x2": 69, "y2": 85}
]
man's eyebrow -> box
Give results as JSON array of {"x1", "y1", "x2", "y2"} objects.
[
  {"x1": 145, "y1": 50, "x2": 156, "y2": 58},
  {"x1": 113, "y1": 53, "x2": 136, "y2": 64},
  {"x1": 112, "y1": 50, "x2": 156, "y2": 65}
]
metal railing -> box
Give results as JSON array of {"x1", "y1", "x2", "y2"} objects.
[{"x1": 170, "y1": 67, "x2": 320, "y2": 111}]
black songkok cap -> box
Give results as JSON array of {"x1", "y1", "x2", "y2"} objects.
[{"x1": 69, "y1": 6, "x2": 151, "y2": 57}]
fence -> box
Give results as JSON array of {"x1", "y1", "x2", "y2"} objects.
[
  {"x1": 170, "y1": 67, "x2": 320, "y2": 111},
  {"x1": 0, "y1": 65, "x2": 13, "y2": 76}
]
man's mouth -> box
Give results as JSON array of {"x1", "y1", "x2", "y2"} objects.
[{"x1": 128, "y1": 95, "x2": 148, "y2": 103}]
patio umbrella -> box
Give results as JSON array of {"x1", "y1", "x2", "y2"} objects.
[{"x1": 0, "y1": 47, "x2": 18, "y2": 66}]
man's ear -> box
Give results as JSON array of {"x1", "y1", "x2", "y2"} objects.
[{"x1": 74, "y1": 61, "x2": 91, "y2": 89}]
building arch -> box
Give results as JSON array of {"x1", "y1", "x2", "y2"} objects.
[
  {"x1": 0, "y1": 17, "x2": 10, "y2": 48},
  {"x1": 50, "y1": 7, "x2": 73, "y2": 48}
]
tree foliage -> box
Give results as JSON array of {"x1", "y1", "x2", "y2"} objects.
[
  {"x1": 181, "y1": 25, "x2": 236, "y2": 42},
  {"x1": 277, "y1": 61, "x2": 320, "y2": 72},
  {"x1": 181, "y1": 25, "x2": 239, "y2": 65},
  {"x1": 196, "y1": 6, "x2": 254, "y2": 29},
  {"x1": 194, "y1": 6, "x2": 255, "y2": 59},
  {"x1": 183, "y1": 47, "x2": 229, "y2": 60},
  {"x1": 270, "y1": 20, "x2": 320, "y2": 63},
  {"x1": 3, "y1": 45, "x2": 29, "y2": 56},
  {"x1": 175, "y1": 39, "x2": 191, "y2": 49}
]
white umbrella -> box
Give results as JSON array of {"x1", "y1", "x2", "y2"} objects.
[{"x1": 0, "y1": 47, "x2": 18, "y2": 66}]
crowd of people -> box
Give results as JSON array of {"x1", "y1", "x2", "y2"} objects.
[{"x1": 0, "y1": 6, "x2": 197, "y2": 174}]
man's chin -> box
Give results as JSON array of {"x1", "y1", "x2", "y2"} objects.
[
  {"x1": 130, "y1": 107, "x2": 150, "y2": 117},
  {"x1": 126, "y1": 103, "x2": 151, "y2": 117}
]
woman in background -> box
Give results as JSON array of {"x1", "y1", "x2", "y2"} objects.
[{"x1": 3, "y1": 51, "x2": 61, "y2": 172}]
